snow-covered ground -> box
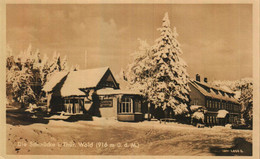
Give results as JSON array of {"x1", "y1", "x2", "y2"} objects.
[{"x1": 6, "y1": 116, "x2": 252, "y2": 156}]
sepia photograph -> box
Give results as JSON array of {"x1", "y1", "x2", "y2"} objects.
[{"x1": 1, "y1": 2, "x2": 259, "y2": 158}]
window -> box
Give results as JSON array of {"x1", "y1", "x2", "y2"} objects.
[
  {"x1": 234, "y1": 116, "x2": 237, "y2": 122},
  {"x1": 235, "y1": 105, "x2": 238, "y2": 112},
  {"x1": 64, "y1": 98, "x2": 83, "y2": 114},
  {"x1": 119, "y1": 97, "x2": 133, "y2": 113},
  {"x1": 193, "y1": 99, "x2": 198, "y2": 105},
  {"x1": 78, "y1": 99, "x2": 84, "y2": 113},
  {"x1": 64, "y1": 99, "x2": 73, "y2": 114},
  {"x1": 230, "y1": 115, "x2": 233, "y2": 123}
]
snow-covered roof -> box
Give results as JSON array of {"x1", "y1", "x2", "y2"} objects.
[
  {"x1": 96, "y1": 88, "x2": 143, "y2": 96},
  {"x1": 61, "y1": 67, "x2": 109, "y2": 96},
  {"x1": 216, "y1": 110, "x2": 229, "y2": 118},
  {"x1": 42, "y1": 71, "x2": 69, "y2": 92},
  {"x1": 192, "y1": 111, "x2": 204, "y2": 120},
  {"x1": 220, "y1": 85, "x2": 233, "y2": 94},
  {"x1": 190, "y1": 105, "x2": 206, "y2": 112},
  {"x1": 189, "y1": 80, "x2": 239, "y2": 104}
]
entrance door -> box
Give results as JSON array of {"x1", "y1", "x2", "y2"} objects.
[
  {"x1": 134, "y1": 99, "x2": 142, "y2": 113},
  {"x1": 74, "y1": 99, "x2": 80, "y2": 114},
  {"x1": 64, "y1": 99, "x2": 73, "y2": 114},
  {"x1": 79, "y1": 99, "x2": 84, "y2": 114}
]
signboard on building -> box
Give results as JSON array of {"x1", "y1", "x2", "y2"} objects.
[{"x1": 100, "y1": 99, "x2": 113, "y2": 107}]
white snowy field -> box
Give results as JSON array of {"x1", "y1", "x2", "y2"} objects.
[{"x1": 6, "y1": 114, "x2": 252, "y2": 156}]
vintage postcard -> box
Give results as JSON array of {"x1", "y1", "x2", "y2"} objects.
[{"x1": 0, "y1": 0, "x2": 259, "y2": 158}]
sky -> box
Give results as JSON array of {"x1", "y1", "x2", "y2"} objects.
[{"x1": 6, "y1": 4, "x2": 252, "y2": 82}]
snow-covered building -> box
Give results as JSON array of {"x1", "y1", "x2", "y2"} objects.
[
  {"x1": 43, "y1": 67, "x2": 145, "y2": 121},
  {"x1": 189, "y1": 74, "x2": 241, "y2": 126}
]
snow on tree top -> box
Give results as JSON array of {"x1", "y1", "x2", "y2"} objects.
[{"x1": 162, "y1": 12, "x2": 170, "y2": 27}]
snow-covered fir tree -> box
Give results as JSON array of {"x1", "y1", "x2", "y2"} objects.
[
  {"x1": 6, "y1": 45, "x2": 69, "y2": 107},
  {"x1": 149, "y1": 12, "x2": 190, "y2": 114},
  {"x1": 6, "y1": 45, "x2": 37, "y2": 106},
  {"x1": 238, "y1": 79, "x2": 253, "y2": 126},
  {"x1": 47, "y1": 52, "x2": 69, "y2": 79},
  {"x1": 124, "y1": 12, "x2": 190, "y2": 115}
]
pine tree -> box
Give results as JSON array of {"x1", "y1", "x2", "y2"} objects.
[
  {"x1": 46, "y1": 52, "x2": 69, "y2": 80},
  {"x1": 6, "y1": 45, "x2": 69, "y2": 107},
  {"x1": 6, "y1": 45, "x2": 36, "y2": 106},
  {"x1": 124, "y1": 12, "x2": 190, "y2": 115},
  {"x1": 149, "y1": 12, "x2": 190, "y2": 114}
]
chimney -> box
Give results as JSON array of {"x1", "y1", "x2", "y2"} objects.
[
  {"x1": 204, "y1": 77, "x2": 208, "y2": 83},
  {"x1": 196, "y1": 74, "x2": 200, "y2": 82}
]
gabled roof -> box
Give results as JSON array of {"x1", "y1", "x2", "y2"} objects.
[
  {"x1": 189, "y1": 79, "x2": 239, "y2": 104},
  {"x1": 42, "y1": 71, "x2": 69, "y2": 92},
  {"x1": 60, "y1": 67, "x2": 110, "y2": 96},
  {"x1": 42, "y1": 67, "x2": 119, "y2": 97}
]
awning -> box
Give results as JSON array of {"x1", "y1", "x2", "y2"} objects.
[{"x1": 216, "y1": 110, "x2": 229, "y2": 118}]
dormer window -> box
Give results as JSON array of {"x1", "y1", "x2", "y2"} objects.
[{"x1": 212, "y1": 89, "x2": 218, "y2": 95}]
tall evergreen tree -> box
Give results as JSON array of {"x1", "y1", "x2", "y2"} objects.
[
  {"x1": 149, "y1": 12, "x2": 190, "y2": 114},
  {"x1": 124, "y1": 12, "x2": 190, "y2": 115}
]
